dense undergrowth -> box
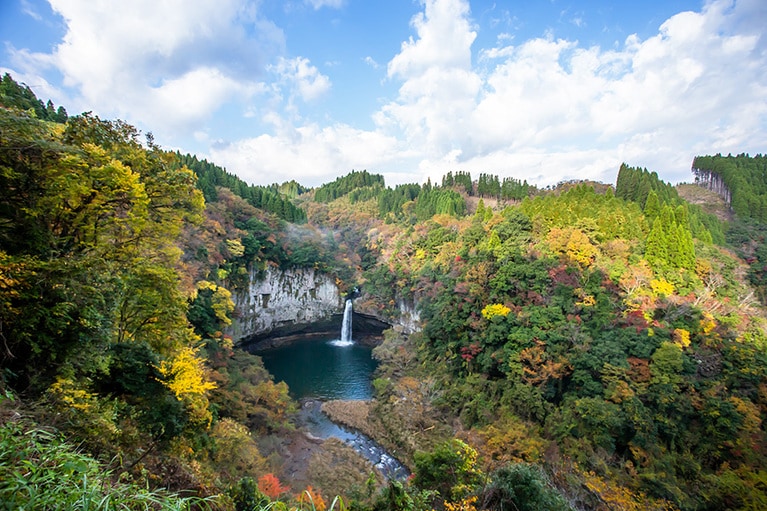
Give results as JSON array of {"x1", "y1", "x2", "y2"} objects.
[
  {"x1": 0, "y1": 412, "x2": 214, "y2": 510},
  {"x1": 351, "y1": 173, "x2": 767, "y2": 510}
]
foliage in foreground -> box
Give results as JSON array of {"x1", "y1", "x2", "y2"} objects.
[
  {"x1": 0, "y1": 418, "x2": 214, "y2": 510},
  {"x1": 0, "y1": 415, "x2": 344, "y2": 511},
  {"x1": 0, "y1": 96, "x2": 296, "y2": 502}
]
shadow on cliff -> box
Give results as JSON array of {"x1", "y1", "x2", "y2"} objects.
[{"x1": 240, "y1": 310, "x2": 390, "y2": 352}]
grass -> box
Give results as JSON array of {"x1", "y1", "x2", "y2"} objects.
[{"x1": 0, "y1": 419, "x2": 216, "y2": 510}]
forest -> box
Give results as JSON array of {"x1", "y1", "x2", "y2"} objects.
[{"x1": 2, "y1": 73, "x2": 767, "y2": 510}]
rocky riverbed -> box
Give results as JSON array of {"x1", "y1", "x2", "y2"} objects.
[{"x1": 263, "y1": 399, "x2": 409, "y2": 499}]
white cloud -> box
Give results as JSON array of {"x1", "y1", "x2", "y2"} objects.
[
  {"x1": 305, "y1": 0, "x2": 345, "y2": 9},
  {"x1": 387, "y1": 0, "x2": 476, "y2": 79},
  {"x1": 20, "y1": 0, "x2": 43, "y2": 21},
  {"x1": 209, "y1": 0, "x2": 765, "y2": 188},
  {"x1": 6, "y1": 0, "x2": 764, "y2": 190},
  {"x1": 10, "y1": 0, "x2": 283, "y2": 135},
  {"x1": 270, "y1": 56, "x2": 331, "y2": 103},
  {"x1": 376, "y1": 0, "x2": 481, "y2": 156},
  {"x1": 363, "y1": 56, "x2": 380, "y2": 69},
  {"x1": 210, "y1": 121, "x2": 402, "y2": 186},
  {"x1": 149, "y1": 67, "x2": 263, "y2": 127},
  {"x1": 372, "y1": 0, "x2": 767, "y2": 186}
]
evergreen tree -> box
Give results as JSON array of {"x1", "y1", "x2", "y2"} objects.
[
  {"x1": 617, "y1": 163, "x2": 722, "y2": 245},
  {"x1": 0, "y1": 73, "x2": 68, "y2": 123},
  {"x1": 175, "y1": 152, "x2": 306, "y2": 223},
  {"x1": 313, "y1": 169, "x2": 385, "y2": 202},
  {"x1": 693, "y1": 153, "x2": 767, "y2": 223},
  {"x1": 644, "y1": 190, "x2": 661, "y2": 221},
  {"x1": 645, "y1": 205, "x2": 695, "y2": 271}
]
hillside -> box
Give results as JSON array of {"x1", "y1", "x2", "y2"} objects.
[
  {"x1": 676, "y1": 184, "x2": 733, "y2": 223},
  {"x1": 2, "y1": 75, "x2": 767, "y2": 510}
]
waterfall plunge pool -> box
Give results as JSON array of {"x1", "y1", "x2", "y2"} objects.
[
  {"x1": 257, "y1": 336, "x2": 378, "y2": 401},
  {"x1": 252, "y1": 299, "x2": 382, "y2": 401},
  {"x1": 253, "y1": 310, "x2": 409, "y2": 480}
]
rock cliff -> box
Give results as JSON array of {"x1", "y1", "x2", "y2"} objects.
[
  {"x1": 230, "y1": 267, "x2": 422, "y2": 344},
  {"x1": 229, "y1": 266, "x2": 342, "y2": 342}
]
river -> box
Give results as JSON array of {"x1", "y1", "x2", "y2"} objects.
[{"x1": 257, "y1": 336, "x2": 409, "y2": 480}]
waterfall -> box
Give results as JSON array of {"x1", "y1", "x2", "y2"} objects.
[{"x1": 340, "y1": 299, "x2": 353, "y2": 344}]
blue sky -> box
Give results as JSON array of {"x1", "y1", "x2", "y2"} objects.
[{"x1": 1, "y1": 0, "x2": 765, "y2": 188}]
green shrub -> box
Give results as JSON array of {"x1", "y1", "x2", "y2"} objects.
[{"x1": 480, "y1": 463, "x2": 571, "y2": 511}]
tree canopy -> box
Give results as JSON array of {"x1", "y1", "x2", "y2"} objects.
[{"x1": 176, "y1": 152, "x2": 307, "y2": 223}]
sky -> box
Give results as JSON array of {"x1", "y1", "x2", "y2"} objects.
[{"x1": 1, "y1": 0, "x2": 765, "y2": 189}]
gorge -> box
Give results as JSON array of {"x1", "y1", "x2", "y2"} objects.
[
  {"x1": 252, "y1": 295, "x2": 410, "y2": 481},
  {"x1": 6, "y1": 75, "x2": 767, "y2": 509},
  {"x1": 230, "y1": 266, "x2": 402, "y2": 349}
]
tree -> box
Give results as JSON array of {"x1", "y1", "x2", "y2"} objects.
[
  {"x1": 546, "y1": 227, "x2": 598, "y2": 268},
  {"x1": 157, "y1": 346, "x2": 216, "y2": 399},
  {"x1": 413, "y1": 439, "x2": 483, "y2": 501},
  {"x1": 257, "y1": 473, "x2": 290, "y2": 499},
  {"x1": 481, "y1": 464, "x2": 570, "y2": 511},
  {"x1": 0, "y1": 73, "x2": 68, "y2": 123},
  {"x1": 644, "y1": 190, "x2": 661, "y2": 220}
]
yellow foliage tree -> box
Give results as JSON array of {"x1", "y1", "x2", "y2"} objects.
[
  {"x1": 225, "y1": 238, "x2": 245, "y2": 258},
  {"x1": 195, "y1": 280, "x2": 235, "y2": 326},
  {"x1": 546, "y1": 227, "x2": 598, "y2": 267},
  {"x1": 650, "y1": 278, "x2": 675, "y2": 298},
  {"x1": 673, "y1": 328, "x2": 691, "y2": 349},
  {"x1": 157, "y1": 346, "x2": 217, "y2": 399},
  {"x1": 583, "y1": 471, "x2": 677, "y2": 511},
  {"x1": 444, "y1": 495, "x2": 478, "y2": 511},
  {"x1": 700, "y1": 311, "x2": 717, "y2": 335},
  {"x1": 157, "y1": 347, "x2": 216, "y2": 428},
  {"x1": 46, "y1": 377, "x2": 120, "y2": 445},
  {"x1": 482, "y1": 303, "x2": 511, "y2": 320},
  {"x1": 48, "y1": 376, "x2": 98, "y2": 412},
  {"x1": 575, "y1": 288, "x2": 596, "y2": 307},
  {"x1": 474, "y1": 414, "x2": 546, "y2": 468}
]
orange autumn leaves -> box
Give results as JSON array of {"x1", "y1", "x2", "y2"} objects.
[{"x1": 257, "y1": 473, "x2": 326, "y2": 511}]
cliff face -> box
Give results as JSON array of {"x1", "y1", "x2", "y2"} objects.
[
  {"x1": 354, "y1": 294, "x2": 422, "y2": 335},
  {"x1": 230, "y1": 267, "x2": 423, "y2": 343},
  {"x1": 395, "y1": 298, "x2": 421, "y2": 334},
  {"x1": 229, "y1": 266, "x2": 342, "y2": 341}
]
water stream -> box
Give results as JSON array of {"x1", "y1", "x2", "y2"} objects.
[
  {"x1": 257, "y1": 306, "x2": 409, "y2": 480},
  {"x1": 295, "y1": 399, "x2": 409, "y2": 480}
]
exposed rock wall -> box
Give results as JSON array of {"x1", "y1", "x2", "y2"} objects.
[
  {"x1": 395, "y1": 299, "x2": 421, "y2": 334},
  {"x1": 230, "y1": 267, "x2": 424, "y2": 343},
  {"x1": 354, "y1": 295, "x2": 422, "y2": 335},
  {"x1": 229, "y1": 266, "x2": 342, "y2": 341}
]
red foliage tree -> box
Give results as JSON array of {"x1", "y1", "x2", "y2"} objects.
[{"x1": 258, "y1": 473, "x2": 290, "y2": 499}]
